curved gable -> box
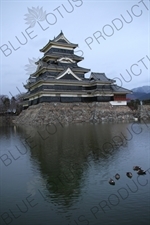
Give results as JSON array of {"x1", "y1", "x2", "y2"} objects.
[{"x1": 57, "y1": 57, "x2": 76, "y2": 63}]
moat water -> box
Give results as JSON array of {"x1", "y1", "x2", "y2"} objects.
[{"x1": 0, "y1": 122, "x2": 150, "y2": 225}]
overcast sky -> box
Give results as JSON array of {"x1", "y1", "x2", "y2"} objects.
[{"x1": 0, "y1": 0, "x2": 149, "y2": 97}]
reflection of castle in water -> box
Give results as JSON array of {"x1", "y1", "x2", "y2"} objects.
[{"x1": 17, "y1": 123, "x2": 132, "y2": 207}]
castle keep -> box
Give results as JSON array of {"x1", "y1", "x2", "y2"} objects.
[{"x1": 23, "y1": 31, "x2": 131, "y2": 109}]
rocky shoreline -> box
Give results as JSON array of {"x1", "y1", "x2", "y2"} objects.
[{"x1": 12, "y1": 102, "x2": 150, "y2": 125}]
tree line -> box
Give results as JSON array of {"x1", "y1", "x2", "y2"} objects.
[
  {"x1": 0, "y1": 93, "x2": 25, "y2": 115},
  {"x1": 127, "y1": 99, "x2": 150, "y2": 110}
]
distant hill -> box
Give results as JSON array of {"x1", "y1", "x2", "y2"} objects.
[
  {"x1": 132, "y1": 86, "x2": 150, "y2": 93},
  {"x1": 127, "y1": 85, "x2": 150, "y2": 101}
]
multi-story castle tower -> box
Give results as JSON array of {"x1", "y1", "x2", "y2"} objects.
[{"x1": 23, "y1": 31, "x2": 131, "y2": 109}]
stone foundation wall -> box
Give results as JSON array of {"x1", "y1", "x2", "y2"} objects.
[{"x1": 13, "y1": 102, "x2": 138, "y2": 125}]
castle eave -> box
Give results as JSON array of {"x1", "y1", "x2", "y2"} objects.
[
  {"x1": 42, "y1": 53, "x2": 84, "y2": 62},
  {"x1": 25, "y1": 78, "x2": 121, "y2": 90},
  {"x1": 40, "y1": 41, "x2": 78, "y2": 53},
  {"x1": 25, "y1": 89, "x2": 115, "y2": 100}
]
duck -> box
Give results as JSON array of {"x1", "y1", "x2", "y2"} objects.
[
  {"x1": 115, "y1": 173, "x2": 120, "y2": 180},
  {"x1": 126, "y1": 172, "x2": 132, "y2": 178},
  {"x1": 137, "y1": 169, "x2": 146, "y2": 175},
  {"x1": 109, "y1": 178, "x2": 115, "y2": 185},
  {"x1": 133, "y1": 166, "x2": 141, "y2": 171}
]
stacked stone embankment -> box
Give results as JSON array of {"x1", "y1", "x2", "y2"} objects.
[{"x1": 13, "y1": 102, "x2": 137, "y2": 125}]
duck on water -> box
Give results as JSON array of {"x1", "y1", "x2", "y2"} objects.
[
  {"x1": 115, "y1": 173, "x2": 120, "y2": 180},
  {"x1": 133, "y1": 166, "x2": 146, "y2": 175},
  {"x1": 133, "y1": 166, "x2": 141, "y2": 171},
  {"x1": 126, "y1": 172, "x2": 132, "y2": 178},
  {"x1": 109, "y1": 178, "x2": 115, "y2": 185},
  {"x1": 137, "y1": 169, "x2": 146, "y2": 175}
]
